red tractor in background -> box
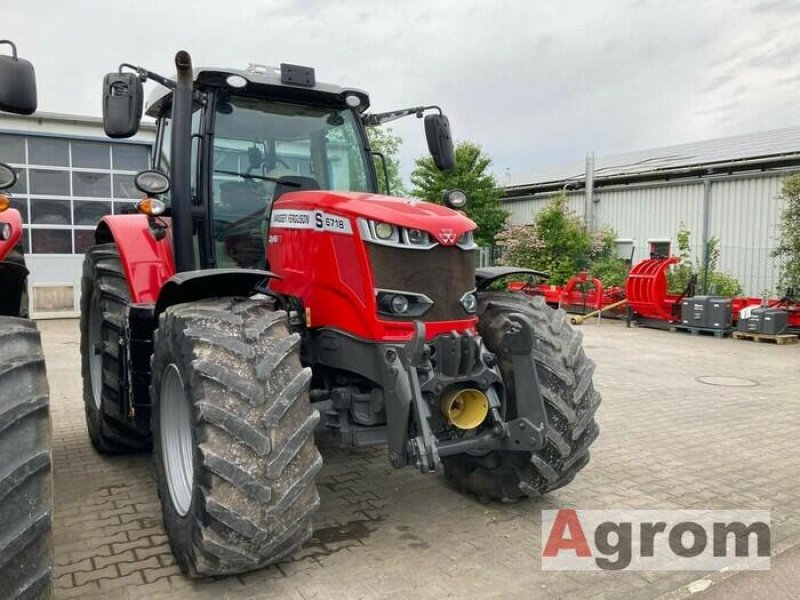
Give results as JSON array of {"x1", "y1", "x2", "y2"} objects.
[
  {"x1": 0, "y1": 41, "x2": 52, "y2": 600},
  {"x1": 81, "y1": 50, "x2": 600, "y2": 577}
]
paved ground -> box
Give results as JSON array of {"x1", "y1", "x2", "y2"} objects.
[{"x1": 41, "y1": 317, "x2": 800, "y2": 600}]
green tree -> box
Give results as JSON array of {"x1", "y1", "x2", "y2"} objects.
[
  {"x1": 366, "y1": 126, "x2": 405, "y2": 195},
  {"x1": 410, "y1": 141, "x2": 508, "y2": 247},
  {"x1": 773, "y1": 173, "x2": 800, "y2": 294},
  {"x1": 495, "y1": 194, "x2": 627, "y2": 286},
  {"x1": 667, "y1": 224, "x2": 742, "y2": 296}
]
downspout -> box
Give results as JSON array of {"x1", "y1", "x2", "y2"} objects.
[
  {"x1": 701, "y1": 177, "x2": 711, "y2": 294},
  {"x1": 585, "y1": 152, "x2": 595, "y2": 231}
]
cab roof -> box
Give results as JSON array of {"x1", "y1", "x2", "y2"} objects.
[{"x1": 145, "y1": 65, "x2": 371, "y2": 118}]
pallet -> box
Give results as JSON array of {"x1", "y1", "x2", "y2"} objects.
[
  {"x1": 668, "y1": 324, "x2": 732, "y2": 338},
  {"x1": 732, "y1": 331, "x2": 799, "y2": 345}
]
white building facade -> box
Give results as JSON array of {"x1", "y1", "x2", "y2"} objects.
[
  {"x1": 502, "y1": 127, "x2": 800, "y2": 296},
  {"x1": 0, "y1": 112, "x2": 155, "y2": 317}
]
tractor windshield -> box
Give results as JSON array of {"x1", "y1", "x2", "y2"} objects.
[{"x1": 210, "y1": 94, "x2": 373, "y2": 267}]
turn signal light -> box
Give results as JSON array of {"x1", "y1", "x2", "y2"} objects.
[
  {"x1": 137, "y1": 197, "x2": 166, "y2": 217},
  {"x1": 0, "y1": 194, "x2": 9, "y2": 212}
]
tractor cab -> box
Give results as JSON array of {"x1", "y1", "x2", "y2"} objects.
[
  {"x1": 103, "y1": 58, "x2": 455, "y2": 272},
  {"x1": 146, "y1": 66, "x2": 377, "y2": 268}
]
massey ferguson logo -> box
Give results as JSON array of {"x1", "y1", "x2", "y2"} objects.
[{"x1": 439, "y1": 228, "x2": 457, "y2": 244}]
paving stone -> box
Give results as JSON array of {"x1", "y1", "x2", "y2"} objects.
[{"x1": 42, "y1": 318, "x2": 800, "y2": 599}]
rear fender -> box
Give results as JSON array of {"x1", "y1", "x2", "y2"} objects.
[
  {"x1": 154, "y1": 269, "x2": 280, "y2": 319},
  {"x1": 96, "y1": 215, "x2": 176, "y2": 304}
]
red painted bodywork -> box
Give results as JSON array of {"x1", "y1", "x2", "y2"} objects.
[
  {"x1": 0, "y1": 207, "x2": 23, "y2": 262},
  {"x1": 625, "y1": 257, "x2": 681, "y2": 321},
  {"x1": 508, "y1": 272, "x2": 625, "y2": 315},
  {"x1": 267, "y1": 191, "x2": 479, "y2": 342},
  {"x1": 98, "y1": 215, "x2": 176, "y2": 304},
  {"x1": 510, "y1": 256, "x2": 800, "y2": 329},
  {"x1": 102, "y1": 191, "x2": 479, "y2": 341},
  {"x1": 0, "y1": 208, "x2": 22, "y2": 260}
]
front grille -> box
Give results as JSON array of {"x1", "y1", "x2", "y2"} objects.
[{"x1": 367, "y1": 244, "x2": 475, "y2": 322}]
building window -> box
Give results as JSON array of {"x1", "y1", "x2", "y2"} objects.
[
  {"x1": 31, "y1": 199, "x2": 71, "y2": 225},
  {"x1": 648, "y1": 239, "x2": 671, "y2": 259},
  {"x1": 113, "y1": 145, "x2": 149, "y2": 171},
  {"x1": 614, "y1": 239, "x2": 635, "y2": 265},
  {"x1": 73, "y1": 171, "x2": 111, "y2": 197},
  {"x1": 0, "y1": 133, "x2": 151, "y2": 256},
  {"x1": 0, "y1": 133, "x2": 25, "y2": 164},
  {"x1": 29, "y1": 169, "x2": 70, "y2": 195},
  {"x1": 28, "y1": 138, "x2": 69, "y2": 167},
  {"x1": 31, "y1": 229, "x2": 72, "y2": 254},
  {"x1": 72, "y1": 141, "x2": 110, "y2": 169}
]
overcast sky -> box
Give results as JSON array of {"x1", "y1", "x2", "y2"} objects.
[{"x1": 5, "y1": 0, "x2": 800, "y2": 184}]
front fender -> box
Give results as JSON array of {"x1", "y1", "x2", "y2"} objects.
[
  {"x1": 97, "y1": 215, "x2": 176, "y2": 304},
  {"x1": 475, "y1": 266, "x2": 549, "y2": 290},
  {"x1": 154, "y1": 269, "x2": 279, "y2": 319}
]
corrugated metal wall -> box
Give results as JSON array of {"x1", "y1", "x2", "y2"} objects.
[
  {"x1": 594, "y1": 182, "x2": 705, "y2": 265},
  {"x1": 505, "y1": 191, "x2": 584, "y2": 224},
  {"x1": 707, "y1": 176, "x2": 784, "y2": 296},
  {"x1": 502, "y1": 173, "x2": 792, "y2": 295}
]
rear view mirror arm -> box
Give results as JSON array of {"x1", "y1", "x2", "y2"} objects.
[
  {"x1": 119, "y1": 63, "x2": 176, "y2": 90},
  {"x1": 0, "y1": 40, "x2": 19, "y2": 59},
  {"x1": 363, "y1": 104, "x2": 442, "y2": 127}
]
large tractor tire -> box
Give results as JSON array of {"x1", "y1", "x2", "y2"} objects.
[
  {"x1": 151, "y1": 297, "x2": 322, "y2": 577},
  {"x1": 442, "y1": 292, "x2": 600, "y2": 503},
  {"x1": 80, "y1": 244, "x2": 150, "y2": 453},
  {"x1": 0, "y1": 317, "x2": 52, "y2": 599}
]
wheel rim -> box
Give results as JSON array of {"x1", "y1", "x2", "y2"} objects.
[
  {"x1": 161, "y1": 364, "x2": 194, "y2": 517},
  {"x1": 88, "y1": 296, "x2": 103, "y2": 410}
]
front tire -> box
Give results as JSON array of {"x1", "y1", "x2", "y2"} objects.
[
  {"x1": 442, "y1": 293, "x2": 601, "y2": 502},
  {"x1": 0, "y1": 317, "x2": 52, "y2": 599},
  {"x1": 80, "y1": 243, "x2": 150, "y2": 453},
  {"x1": 151, "y1": 297, "x2": 322, "y2": 577}
]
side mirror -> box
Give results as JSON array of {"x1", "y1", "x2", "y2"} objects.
[
  {"x1": 102, "y1": 72, "x2": 143, "y2": 138},
  {"x1": 0, "y1": 162, "x2": 17, "y2": 191},
  {"x1": 0, "y1": 41, "x2": 37, "y2": 115},
  {"x1": 424, "y1": 113, "x2": 455, "y2": 172}
]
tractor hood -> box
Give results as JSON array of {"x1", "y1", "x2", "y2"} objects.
[{"x1": 272, "y1": 190, "x2": 476, "y2": 246}]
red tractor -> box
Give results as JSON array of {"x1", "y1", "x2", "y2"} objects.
[
  {"x1": 82, "y1": 50, "x2": 600, "y2": 577},
  {"x1": 0, "y1": 41, "x2": 52, "y2": 600}
]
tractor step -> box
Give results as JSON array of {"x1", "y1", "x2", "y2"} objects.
[
  {"x1": 668, "y1": 324, "x2": 732, "y2": 339},
  {"x1": 732, "y1": 331, "x2": 799, "y2": 345}
]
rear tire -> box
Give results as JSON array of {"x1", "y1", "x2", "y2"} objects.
[
  {"x1": 80, "y1": 243, "x2": 150, "y2": 453},
  {"x1": 151, "y1": 297, "x2": 322, "y2": 577},
  {"x1": 442, "y1": 293, "x2": 600, "y2": 502},
  {"x1": 0, "y1": 317, "x2": 52, "y2": 600}
]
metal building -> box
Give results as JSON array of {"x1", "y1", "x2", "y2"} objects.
[
  {"x1": 0, "y1": 112, "x2": 154, "y2": 317},
  {"x1": 502, "y1": 127, "x2": 800, "y2": 296}
]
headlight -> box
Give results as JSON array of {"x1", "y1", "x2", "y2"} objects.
[
  {"x1": 374, "y1": 222, "x2": 395, "y2": 240},
  {"x1": 442, "y1": 189, "x2": 467, "y2": 209},
  {"x1": 460, "y1": 290, "x2": 477, "y2": 313},
  {"x1": 376, "y1": 289, "x2": 433, "y2": 318},
  {"x1": 134, "y1": 169, "x2": 171, "y2": 195},
  {"x1": 406, "y1": 228, "x2": 429, "y2": 245},
  {"x1": 390, "y1": 295, "x2": 409, "y2": 314},
  {"x1": 457, "y1": 230, "x2": 477, "y2": 250}
]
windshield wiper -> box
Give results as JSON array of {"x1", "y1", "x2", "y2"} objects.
[{"x1": 214, "y1": 169, "x2": 301, "y2": 186}]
